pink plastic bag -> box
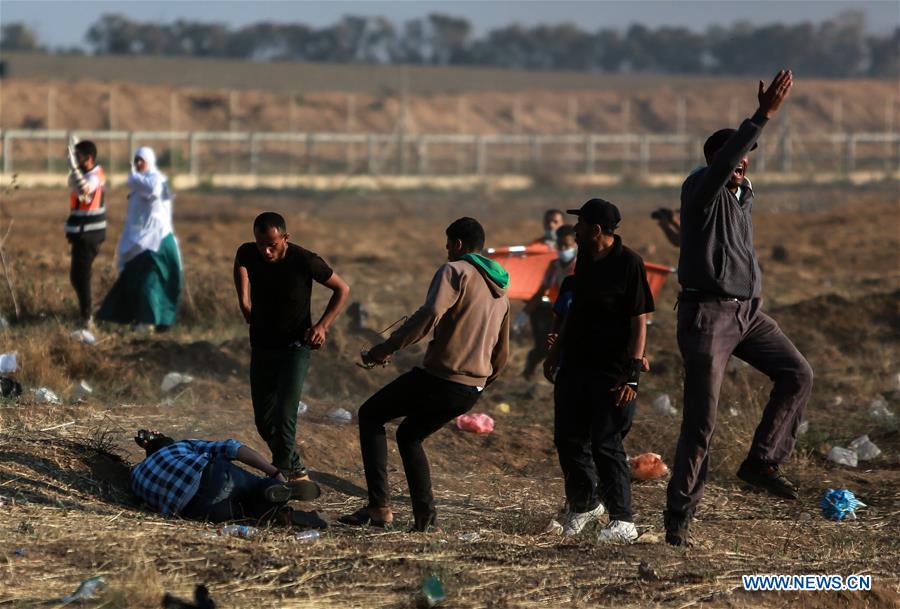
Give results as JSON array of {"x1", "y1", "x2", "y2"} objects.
[
  {"x1": 629, "y1": 452, "x2": 669, "y2": 481},
  {"x1": 455, "y1": 413, "x2": 495, "y2": 434}
]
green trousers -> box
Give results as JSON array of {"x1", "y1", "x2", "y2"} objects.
[{"x1": 250, "y1": 345, "x2": 311, "y2": 472}]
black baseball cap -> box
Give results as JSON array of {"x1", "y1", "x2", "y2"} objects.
[
  {"x1": 704, "y1": 128, "x2": 757, "y2": 161},
  {"x1": 567, "y1": 198, "x2": 621, "y2": 230}
]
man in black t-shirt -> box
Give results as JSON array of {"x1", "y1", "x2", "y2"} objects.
[
  {"x1": 543, "y1": 198, "x2": 654, "y2": 543},
  {"x1": 234, "y1": 212, "x2": 350, "y2": 479}
]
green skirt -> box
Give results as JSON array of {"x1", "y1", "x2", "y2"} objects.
[{"x1": 98, "y1": 233, "x2": 182, "y2": 328}]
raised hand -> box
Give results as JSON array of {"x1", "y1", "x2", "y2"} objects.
[{"x1": 757, "y1": 69, "x2": 794, "y2": 120}]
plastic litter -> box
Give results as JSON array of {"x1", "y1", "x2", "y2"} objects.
[
  {"x1": 821, "y1": 488, "x2": 866, "y2": 521},
  {"x1": 14, "y1": 548, "x2": 24, "y2": 556},
  {"x1": 0, "y1": 352, "x2": 17, "y2": 374},
  {"x1": 294, "y1": 529, "x2": 320, "y2": 543},
  {"x1": 326, "y1": 407, "x2": 352, "y2": 424},
  {"x1": 33, "y1": 387, "x2": 61, "y2": 404},
  {"x1": 218, "y1": 524, "x2": 258, "y2": 539},
  {"x1": 417, "y1": 575, "x2": 447, "y2": 608},
  {"x1": 848, "y1": 435, "x2": 881, "y2": 461},
  {"x1": 455, "y1": 413, "x2": 494, "y2": 434},
  {"x1": 297, "y1": 400, "x2": 309, "y2": 416},
  {"x1": 71, "y1": 380, "x2": 93, "y2": 400},
  {"x1": 0, "y1": 316, "x2": 8, "y2": 328},
  {"x1": 161, "y1": 372, "x2": 194, "y2": 393},
  {"x1": 869, "y1": 398, "x2": 895, "y2": 421},
  {"x1": 544, "y1": 519, "x2": 564, "y2": 535},
  {"x1": 728, "y1": 407, "x2": 740, "y2": 417},
  {"x1": 797, "y1": 420, "x2": 810, "y2": 435},
  {"x1": 629, "y1": 452, "x2": 670, "y2": 481},
  {"x1": 69, "y1": 329, "x2": 97, "y2": 345},
  {"x1": 826, "y1": 446, "x2": 858, "y2": 468},
  {"x1": 0, "y1": 376, "x2": 22, "y2": 398},
  {"x1": 457, "y1": 532, "x2": 481, "y2": 542},
  {"x1": 651, "y1": 394, "x2": 677, "y2": 416},
  {"x1": 495, "y1": 402, "x2": 511, "y2": 414},
  {"x1": 60, "y1": 576, "x2": 105, "y2": 603}
]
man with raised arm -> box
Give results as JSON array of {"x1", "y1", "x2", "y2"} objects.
[{"x1": 664, "y1": 70, "x2": 813, "y2": 547}]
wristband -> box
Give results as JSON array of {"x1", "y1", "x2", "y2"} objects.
[{"x1": 626, "y1": 358, "x2": 642, "y2": 387}]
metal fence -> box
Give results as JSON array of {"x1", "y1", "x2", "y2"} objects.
[{"x1": 2, "y1": 128, "x2": 899, "y2": 178}]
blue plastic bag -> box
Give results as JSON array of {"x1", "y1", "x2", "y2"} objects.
[{"x1": 820, "y1": 488, "x2": 865, "y2": 521}]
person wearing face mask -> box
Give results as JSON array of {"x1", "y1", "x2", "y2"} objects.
[
  {"x1": 97, "y1": 147, "x2": 183, "y2": 331},
  {"x1": 517, "y1": 225, "x2": 577, "y2": 380},
  {"x1": 531, "y1": 209, "x2": 565, "y2": 249}
]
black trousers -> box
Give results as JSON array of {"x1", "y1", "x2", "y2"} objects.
[
  {"x1": 524, "y1": 303, "x2": 554, "y2": 376},
  {"x1": 68, "y1": 232, "x2": 104, "y2": 322},
  {"x1": 357, "y1": 367, "x2": 480, "y2": 529},
  {"x1": 554, "y1": 366, "x2": 637, "y2": 521}
]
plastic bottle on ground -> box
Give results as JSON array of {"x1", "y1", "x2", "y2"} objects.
[
  {"x1": 219, "y1": 524, "x2": 258, "y2": 538},
  {"x1": 294, "y1": 529, "x2": 320, "y2": 543}
]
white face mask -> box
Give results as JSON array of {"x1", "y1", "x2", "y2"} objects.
[{"x1": 558, "y1": 247, "x2": 577, "y2": 264}]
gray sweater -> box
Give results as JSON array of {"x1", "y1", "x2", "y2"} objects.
[{"x1": 678, "y1": 110, "x2": 769, "y2": 299}]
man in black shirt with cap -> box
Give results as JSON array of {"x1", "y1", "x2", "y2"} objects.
[{"x1": 544, "y1": 198, "x2": 654, "y2": 542}]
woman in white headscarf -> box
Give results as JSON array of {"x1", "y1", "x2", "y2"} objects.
[{"x1": 98, "y1": 147, "x2": 182, "y2": 329}]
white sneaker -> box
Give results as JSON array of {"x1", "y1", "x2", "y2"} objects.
[
  {"x1": 561, "y1": 503, "x2": 606, "y2": 536},
  {"x1": 597, "y1": 520, "x2": 638, "y2": 543}
]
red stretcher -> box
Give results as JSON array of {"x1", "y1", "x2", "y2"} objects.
[{"x1": 485, "y1": 243, "x2": 674, "y2": 302}]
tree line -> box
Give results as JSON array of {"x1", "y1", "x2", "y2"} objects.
[{"x1": 2, "y1": 11, "x2": 897, "y2": 77}]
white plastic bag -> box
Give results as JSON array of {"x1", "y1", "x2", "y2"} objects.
[
  {"x1": 326, "y1": 407, "x2": 352, "y2": 424},
  {"x1": 826, "y1": 446, "x2": 858, "y2": 468},
  {"x1": 0, "y1": 352, "x2": 17, "y2": 374},
  {"x1": 161, "y1": 372, "x2": 194, "y2": 392},
  {"x1": 651, "y1": 394, "x2": 677, "y2": 416},
  {"x1": 848, "y1": 435, "x2": 881, "y2": 461}
]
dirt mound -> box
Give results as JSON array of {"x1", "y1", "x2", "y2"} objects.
[{"x1": 118, "y1": 337, "x2": 247, "y2": 380}]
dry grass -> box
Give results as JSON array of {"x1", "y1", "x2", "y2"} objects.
[{"x1": 0, "y1": 183, "x2": 898, "y2": 607}]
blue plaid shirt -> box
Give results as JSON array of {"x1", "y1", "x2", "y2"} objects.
[{"x1": 131, "y1": 439, "x2": 242, "y2": 515}]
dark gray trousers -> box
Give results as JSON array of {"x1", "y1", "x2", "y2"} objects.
[{"x1": 666, "y1": 298, "x2": 813, "y2": 516}]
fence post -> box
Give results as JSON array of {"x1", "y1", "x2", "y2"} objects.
[
  {"x1": 367, "y1": 135, "x2": 375, "y2": 174},
  {"x1": 2, "y1": 131, "x2": 11, "y2": 174},
  {"x1": 585, "y1": 135, "x2": 595, "y2": 174},
  {"x1": 639, "y1": 136, "x2": 650, "y2": 176},
  {"x1": 306, "y1": 133, "x2": 316, "y2": 174},
  {"x1": 128, "y1": 132, "x2": 137, "y2": 162},
  {"x1": 845, "y1": 134, "x2": 856, "y2": 173},
  {"x1": 475, "y1": 136, "x2": 486, "y2": 175},
  {"x1": 417, "y1": 136, "x2": 428, "y2": 174},
  {"x1": 531, "y1": 136, "x2": 541, "y2": 171},
  {"x1": 399, "y1": 133, "x2": 407, "y2": 175},
  {"x1": 250, "y1": 133, "x2": 260, "y2": 176},
  {"x1": 189, "y1": 132, "x2": 198, "y2": 176}
]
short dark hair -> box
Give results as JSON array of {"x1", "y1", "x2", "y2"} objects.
[
  {"x1": 145, "y1": 435, "x2": 175, "y2": 457},
  {"x1": 446, "y1": 217, "x2": 485, "y2": 252},
  {"x1": 556, "y1": 224, "x2": 576, "y2": 240},
  {"x1": 544, "y1": 209, "x2": 564, "y2": 222},
  {"x1": 74, "y1": 140, "x2": 97, "y2": 160},
  {"x1": 253, "y1": 212, "x2": 286, "y2": 234}
]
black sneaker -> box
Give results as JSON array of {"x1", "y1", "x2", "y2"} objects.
[
  {"x1": 664, "y1": 510, "x2": 692, "y2": 547},
  {"x1": 264, "y1": 479, "x2": 321, "y2": 503},
  {"x1": 736, "y1": 460, "x2": 799, "y2": 500}
]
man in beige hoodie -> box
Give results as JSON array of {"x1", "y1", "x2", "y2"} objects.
[{"x1": 340, "y1": 217, "x2": 510, "y2": 532}]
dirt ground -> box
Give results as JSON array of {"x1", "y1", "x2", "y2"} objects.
[{"x1": 0, "y1": 180, "x2": 898, "y2": 608}]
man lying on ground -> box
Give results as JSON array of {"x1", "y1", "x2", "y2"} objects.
[{"x1": 131, "y1": 429, "x2": 324, "y2": 527}]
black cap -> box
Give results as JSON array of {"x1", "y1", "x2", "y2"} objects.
[
  {"x1": 567, "y1": 198, "x2": 621, "y2": 230},
  {"x1": 704, "y1": 128, "x2": 757, "y2": 161}
]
